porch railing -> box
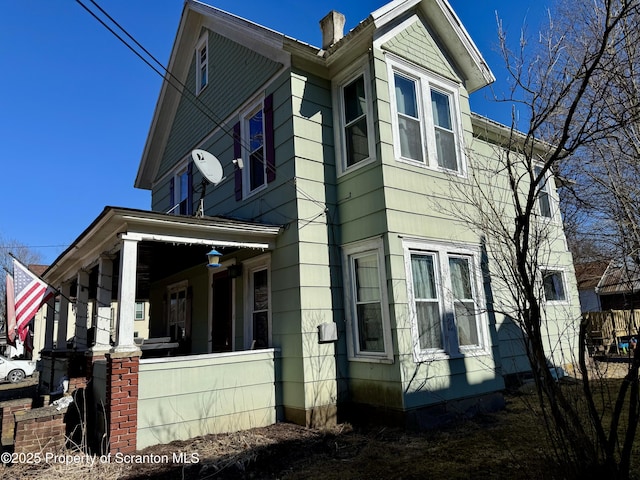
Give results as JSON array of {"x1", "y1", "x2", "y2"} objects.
[
  {"x1": 137, "y1": 348, "x2": 277, "y2": 450},
  {"x1": 584, "y1": 310, "x2": 640, "y2": 354}
]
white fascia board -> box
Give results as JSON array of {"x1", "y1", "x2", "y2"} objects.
[
  {"x1": 136, "y1": 3, "x2": 197, "y2": 190},
  {"x1": 190, "y1": 0, "x2": 291, "y2": 66},
  {"x1": 119, "y1": 232, "x2": 270, "y2": 250},
  {"x1": 371, "y1": 0, "x2": 494, "y2": 93}
]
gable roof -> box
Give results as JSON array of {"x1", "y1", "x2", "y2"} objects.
[
  {"x1": 597, "y1": 259, "x2": 640, "y2": 296},
  {"x1": 135, "y1": 0, "x2": 495, "y2": 190}
]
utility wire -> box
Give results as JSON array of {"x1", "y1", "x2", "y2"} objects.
[{"x1": 76, "y1": 0, "x2": 328, "y2": 219}]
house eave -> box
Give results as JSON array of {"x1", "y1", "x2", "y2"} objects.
[
  {"x1": 370, "y1": 0, "x2": 495, "y2": 93},
  {"x1": 43, "y1": 206, "x2": 282, "y2": 286}
]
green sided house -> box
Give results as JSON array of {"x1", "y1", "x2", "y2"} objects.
[{"x1": 37, "y1": 0, "x2": 581, "y2": 453}]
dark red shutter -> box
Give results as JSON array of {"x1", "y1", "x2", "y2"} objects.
[
  {"x1": 264, "y1": 94, "x2": 276, "y2": 183},
  {"x1": 169, "y1": 177, "x2": 175, "y2": 212},
  {"x1": 234, "y1": 121, "x2": 242, "y2": 201}
]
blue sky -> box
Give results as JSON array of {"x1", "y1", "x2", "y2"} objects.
[{"x1": 0, "y1": 0, "x2": 546, "y2": 265}]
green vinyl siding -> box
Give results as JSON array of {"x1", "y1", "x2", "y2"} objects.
[
  {"x1": 156, "y1": 30, "x2": 283, "y2": 182},
  {"x1": 137, "y1": 350, "x2": 276, "y2": 449},
  {"x1": 382, "y1": 17, "x2": 461, "y2": 84}
]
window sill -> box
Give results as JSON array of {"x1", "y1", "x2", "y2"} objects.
[{"x1": 348, "y1": 354, "x2": 395, "y2": 364}]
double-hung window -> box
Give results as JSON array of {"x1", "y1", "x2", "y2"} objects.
[
  {"x1": 534, "y1": 166, "x2": 553, "y2": 218},
  {"x1": 244, "y1": 255, "x2": 271, "y2": 349},
  {"x1": 169, "y1": 162, "x2": 193, "y2": 215},
  {"x1": 389, "y1": 57, "x2": 464, "y2": 174},
  {"x1": 195, "y1": 33, "x2": 208, "y2": 95},
  {"x1": 343, "y1": 239, "x2": 393, "y2": 361},
  {"x1": 234, "y1": 95, "x2": 276, "y2": 200},
  {"x1": 334, "y1": 64, "x2": 375, "y2": 174},
  {"x1": 405, "y1": 241, "x2": 486, "y2": 360}
]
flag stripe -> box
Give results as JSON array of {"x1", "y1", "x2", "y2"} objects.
[{"x1": 12, "y1": 258, "x2": 55, "y2": 334}]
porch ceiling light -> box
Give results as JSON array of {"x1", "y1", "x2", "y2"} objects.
[{"x1": 206, "y1": 248, "x2": 222, "y2": 268}]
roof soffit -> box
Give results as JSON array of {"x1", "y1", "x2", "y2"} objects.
[{"x1": 43, "y1": 207, "x2": 281, "y2": 286}]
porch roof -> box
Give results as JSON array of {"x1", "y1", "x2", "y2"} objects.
[{"x1": 43, "y1": 206, "x2": 282, "y2": 286}]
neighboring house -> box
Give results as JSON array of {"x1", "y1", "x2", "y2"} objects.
[
  {"x1": 596, "y1": 259, "x2": 640, "y2": 310},
  {"x1": 37, "y1": 0, "x2": 580, "y2": 454},
  {"x1": 575, "y1": 261, "x2": 608, "y2": 312}
]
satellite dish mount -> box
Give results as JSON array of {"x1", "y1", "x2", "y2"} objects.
[{"x1": 191, "y1": 149, "x2": 224, "y2": 217}]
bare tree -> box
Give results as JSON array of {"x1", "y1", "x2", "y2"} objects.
[
  {"x1": 452, "y1": 0, "x2": 640, "y2": 477},
  {"x1": 0, "y1": 235, "x2": 43, "y2": 338}
]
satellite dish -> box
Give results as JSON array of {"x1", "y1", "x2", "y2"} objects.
[{"x1": 191, "y1": 149, "x2": 223, "y2": 185}]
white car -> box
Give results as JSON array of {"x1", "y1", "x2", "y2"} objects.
[{"x1": 0, "y1": 355, "x2": 36, "y2": 383}]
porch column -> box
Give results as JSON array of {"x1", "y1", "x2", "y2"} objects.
[
  {"x1": 93, "y1": 255, "x2": 114, "y2": 352},
  {"x1": 114, "y1": 236, "x2": 139, "y2": 352},
  {"x1": 74, "y1": 270, "x2": 90, "y2": 351},
  {"x1": 55, "y1": 282, "x2": 71, "y2": 351},
  {"x1": 43, "y1": 296, "x2": 56, "y2": 351}
]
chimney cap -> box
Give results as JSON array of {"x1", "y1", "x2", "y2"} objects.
[{"x1": 319, "y1": 10, "x2": 346, "y2": 50}]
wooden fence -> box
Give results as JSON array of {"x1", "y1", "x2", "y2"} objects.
[{"x1": 583, "y1": 310, "x2": 640, "y2": 354}]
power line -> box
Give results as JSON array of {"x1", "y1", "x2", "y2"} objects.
[{"x1": 75, "y1": 0, "x2": 328, "y2": 219}]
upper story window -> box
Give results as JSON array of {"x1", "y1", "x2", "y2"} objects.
[
  {"x1": 234, "y1": 95, "x2": 276, "y2": 200},
  {"x1": 247, "y1": 107, "x2": 266, "y2": 192},
  {"x1": 389, "y1": 57, "x2": 464, "y2": 174},
  {"x1": 534, "y1": 166, "x2": 553, "y2": 218},
  {"x1": 195, "y1": 33, "x2": 208, "y2": 95},
  {"x1": 170, "y1": 163, "x2": 192, "y2": 215},
  {"x1": 342, "y1": 238, "x2": 393, "y2": 362},
  {"x1": 333, "y1": 63, "x2": 375, "y2": 175},
  {"x1": 404, "y1": 240, "x2": 487, "y2": 361}
]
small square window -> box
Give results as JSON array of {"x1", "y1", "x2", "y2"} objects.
[{"x1": 543, "y1": 271, "x2": 566, "y2": 302}]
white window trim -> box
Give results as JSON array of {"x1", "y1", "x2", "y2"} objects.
[
  {"x1": 541, "y1": 267, "x2": 570, "y2": 305},
  {"x1": 239, "y1": 97, "x2": 268, "y2": 199},
  {"x1": 342, "y1": 237, "x2": 394, "y2": 363},
  {"x1": 403, "y1": 239, "x2": 490, "y2": 362},
  {"x1": 243, "y1": 254, "x2": 272, "y2": 349},
  {"x1": 195, "y1": 33, "x2": 208, "y2": 96},
  {"x1": 533, "y1": 163, "x2": 559, "y2": 223},
  {"x1": 386, "y1": 54, "x2": 467, "y2": 177},
  {"x1": 332, "y1": 60, "x2": 376, "y2": 177},
  {"x1": 134, "y1": 301, "x2": 145, "y2": 321},
  {"x1": 166, "y1": 280, "x2": 189, "y2": 338},
  {"x1": 166, "y1": 156, "x2": 191, "y2": 216}
]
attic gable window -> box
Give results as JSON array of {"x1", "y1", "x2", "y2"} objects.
[
  {"x1": 196, "y1": 33, "x2": 208, "y2": 95},
  {"x1": 388, "y1": 57, "x2": 465, "y2": 175},
  {"x1": 333, "y1": 63, "x2": 375, "y2": 175}
]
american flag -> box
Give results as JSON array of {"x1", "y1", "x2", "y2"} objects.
[{"x1": 13, "y1": 258, "x2": 54, "y2": 340}]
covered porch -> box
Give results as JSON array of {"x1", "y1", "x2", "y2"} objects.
[{"x1": 39, "y1": 206, "x2": 282, "y2": 453}]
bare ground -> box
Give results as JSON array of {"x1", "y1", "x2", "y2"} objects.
[{"x1": 1, "y1": 360, "x2": 639, "y2": 480}]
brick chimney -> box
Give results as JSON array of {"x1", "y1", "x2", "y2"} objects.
[{"x1": 320, "y1": 10, "x2": 346, "y2": 49}]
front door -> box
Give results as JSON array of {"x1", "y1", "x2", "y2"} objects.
[{"x1": 211, "y1": 271, "x2": 233, "y2": 352}]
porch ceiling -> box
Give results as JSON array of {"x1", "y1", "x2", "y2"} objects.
[{"x1": 43, "y1": 206, "x2": 282, "y2": 286}]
